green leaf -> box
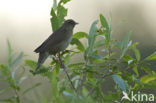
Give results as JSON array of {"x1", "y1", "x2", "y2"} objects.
[
  {"x1": 57, "y1": 4, "x2": 67, "y2": 27},
  {"x1": 112, "y1": 74, "x2": 126, "y2": 92},
  {"x1": 133, "y1": 66, "x2": 139, "y2": 76},
  {"x1": 94, "y1": 40, "x2": 105, "y2": 48},
  {"x1": 7, "y1": 40, "x2": 13, "y2": 67},
  {"x1": 109, "y1": 13, "x2": 112, "y2": 32},
  {"x1": 85, "y1": 20, "x2": 98, "y2": 59},
  {"x1": 63, "y1": 91, "x2": 73, "y2": 99},
  {"x1": 11, "y1": 52, "x2": 24, "y2": 67},
  {"x1": 25, "y1": 60, "x2": 37, "y2": 70},
  {"x1": 88, "y1": 20, "x2": 98, "y2": 47},
  {"x1": 55, "y1": 61, "x2": 60, "y2": 75},
  {"x1": 120, "y1": 32, "x2": 132, "y2": 58},
  {"x1": 49, "y1": 70, "x2": 59, "y2": 102},
  {"x1": 99, "y1": 14, "x2": 109, "y2": 32},
  {"x1": 71, "y1": 38, "x2": 85, "y2": 51},
  {"x1": 73, "y1": 32, "x2": 88, "y2": 39},
  {"x1": 140, "y1": 66, "x2": 152, "y2": 74},
  {"x1": 131, "y1": 43, "x2": 140, "y2": 61},
  {"x1": 60, "y1": 0, "x2": 71, "y2": 4},
  {"x1": 143, "y1": 81, "x2": 156, "y2": 89},
  {"x1": 16, "y1": 76, "x2": 27, "y2": 86},
  {"x1": 123, "y1": 32, "x2": 132, "y2": 48},
  {"x1": 123, "y1": 55, "x2": 134, "y2": 65},
  {"x1": 144, "y1": 51, "x2": 156, "y2": 61},
  {"x1": 68, "y1": 62, "x2": 84, "y2": 68},
  {"x1": 84, "y1": 47, "x2": 89, "y2": 60},
  {"x1": 26, "y1": 60, "x2": 49, "y2": 75},
  {"x1": 0, "y1": 64, "x2": 9, "y2": 75},
  {"x1": 99, "y1": 14, "x2": 110, "y2": 43},
  {"x1": 50, "y1": 8, "x2": 59, "y2": 32},
  {"x1": 53, "y1": 0, "x2": 57, "y2": 11},
  {"x1": 91, "y1": 54, "x2": 103, "y2": 60},
  {"x1": 140, "y1": 73, "x2": 156, "y2": 84},
  {"x1": 22, "y1": 83, "x2": 41, "y2": 96},
  {"x1": 17, "y1": 67, "x2": 26, "y2": 81},
  {"x1": 0, "y1": 87, "x2": 12, "y2": 95},
  {"x1": 64, "y1": 53, "x2": 71, "y2": 64}
]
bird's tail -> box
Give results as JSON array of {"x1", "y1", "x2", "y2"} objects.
[{"x1": 35, "y1": 52, "x2": 49, "y2": 71}]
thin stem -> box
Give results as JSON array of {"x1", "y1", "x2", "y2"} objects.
[
  {"x1": 57, "y1": 53, "x2": 77, "y2": 94},
  {"x1": 77, "y1": 56, "x2": 89, "y2": 94},
  {"x1": 14, "y1": 89, "x2": 20, "y2": 103},
  {"x1": 87, "y1": 66, "x2": 131, "y2": 97}
]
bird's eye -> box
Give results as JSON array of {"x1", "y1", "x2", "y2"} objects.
[{"x1": 68, "y1": 21, "x2": 71, "y2": 23}]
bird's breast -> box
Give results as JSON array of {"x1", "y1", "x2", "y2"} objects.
[{"x1": 59, "y1": 35, "x2": 73, "y2": 51}]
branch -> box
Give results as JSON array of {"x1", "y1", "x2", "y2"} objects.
[
  {"x1": 57, "y1": 53, "x2": 77, "y2": 94},
  {"x1": 87, "y1": 66, "x2": 130, "y2": 97},
  {"x1": 77, "y1": 56, "x2": 89, "y2": 94}
]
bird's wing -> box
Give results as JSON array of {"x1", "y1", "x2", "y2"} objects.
[{"x1": 34, "y1": 28, "x2": 66, "y2": 53}]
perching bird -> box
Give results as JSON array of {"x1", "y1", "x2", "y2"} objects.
[{"x1": 34, "y1": 19, "x2": 78, "y2": 71}]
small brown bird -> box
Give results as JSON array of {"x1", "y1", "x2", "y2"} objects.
[{"x1": 34, "y1": 19, "x2": 78, "y2": 71}]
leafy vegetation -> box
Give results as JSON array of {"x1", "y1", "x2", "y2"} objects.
[
  {"x1": 0, "y1": 40, "x2": 40, "y2": 103},
  {"x1": 0, "y1": 0, "x2": 156, "y2": 103}
]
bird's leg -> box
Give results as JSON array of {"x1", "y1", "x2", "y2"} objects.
[{"x1": 57, "y1": 52, "x2": 77, "y2": 93}]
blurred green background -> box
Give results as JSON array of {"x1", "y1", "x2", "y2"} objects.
[{"x1": 0, "y1": 0, "x2": 156, "y2": 103}]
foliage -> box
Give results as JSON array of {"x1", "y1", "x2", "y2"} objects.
[
  {"x1": 25, "y1": 0, "x2": 156, "y2": 103},
  {"x1": 0, "y1": 40, "x2": 40, "y2": 103},
  {"x1": 1, "y1": 0, "x2": 156, "y2": 103}
]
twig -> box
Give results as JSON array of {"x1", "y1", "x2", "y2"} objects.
[
  {"x1": 14, "y1": 89, "x2": 20, "y2": 103},
  {"x1": 77, "y1": 57, "x2": 89, "y2": 94},
  {"x1": 57, "y1": 53, "x2": 77, "y2": 93},
  {"x1": 87, "y1": 67, "x2": 131, "y2": 97}
]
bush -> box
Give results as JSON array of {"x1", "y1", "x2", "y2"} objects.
[{"x1": 0, "y1": 0, "x2": 156, "y2": 103}]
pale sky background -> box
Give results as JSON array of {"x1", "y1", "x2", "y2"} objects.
[{"x1": 0, "y1": 0, "x2": 156, "y2": 62}]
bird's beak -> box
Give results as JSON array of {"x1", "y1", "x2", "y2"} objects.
[{"x1": 75, "y1": 22, "x2": 79, "y2": 25}]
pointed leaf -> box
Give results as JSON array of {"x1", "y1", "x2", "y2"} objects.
[
  {"x1": 7, "y1": 40, "x2": 12, "y2": 67},
  {"x1": 22, "y1": 83, "x2": 41, "y2": 96},
  {"x1": 63, "y1": 91, "x2": 73, "y2": 99},
  {"x1": 25, "y1": 60, "x2": 37, "y2": 70},
  {"x1": 94, "y1": 40, "x2": 105, "y2": 48},
  {"x1": 112, "y1": 74, "x2": 126, "y2": 92},
  {"x1": 131, "y1": 44, "x2": 140, "y2": 61},
  {"x1": 57, "y1": 4, "x2": 67, "y2": 27},
  {"x1": 53, "y1": 0, "x2": 57, "y2": 11},
  {"x1": 71, "y1": 38, "x2": 85, "y2": 51},
  {"x1": 120, "y1": 32, "x2": 132, "y2": 57},
  {"x1": 99, "y1": 14, "x2": 109, "y2": 32},
  {"x1": 144, "y1": 51, "x2": 156, "y2": 61},
  {"x1": 50, "y1": 8, "x2": 59, "y2": 32},
  {"x1": 133, "y1": 66, "x2": 139, "y2": 76},
  {"x1": 16, "y1": 76, "x2": 27, "y2": 85},
  {"x1": 60, "y1": 0, "x2": 71, "y2": 4},
  {"x1": 99, "y1": 14, "x2": 110, "y2": 42},
  {"x1": 86, "y1": 20, "x2": 98, "y2": 58},
  {"x1": 140, "y1": 74, "x2": 156, "y2": 84},
  {"x1": 73, "y1": 32, "x2": 88, "y2": 39},
  {"x1": 11, "y1": 52, "x2": 24, "y2": 67},
  {"x1": 88, "y1": 20, "x2": 98, "y2": 47}
]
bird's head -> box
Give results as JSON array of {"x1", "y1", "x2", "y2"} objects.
[{"x1": 63, "y1": 19, "x2": 78, "y2": 29}]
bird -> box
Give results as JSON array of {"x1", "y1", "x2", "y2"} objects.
[{"x1": 34, "y1": 19, "x2": 78, "y2": 71}]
